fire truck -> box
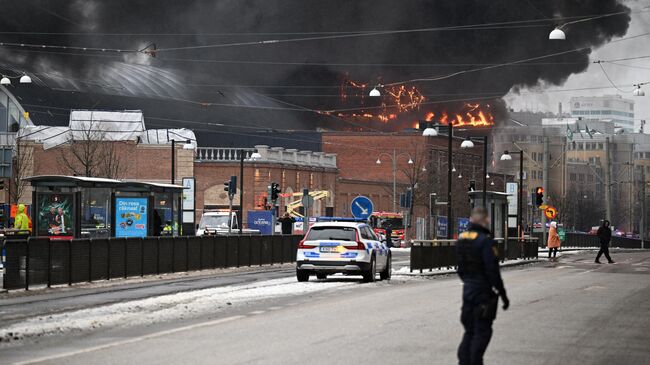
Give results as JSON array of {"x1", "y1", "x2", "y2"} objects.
[{"x1": 369, "y1": 212, "x2": 405, "y2": 245}]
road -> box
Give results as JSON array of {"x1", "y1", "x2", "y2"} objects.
[{"x1": 1, "y1": 250, "x2": 649, "y2": 365}]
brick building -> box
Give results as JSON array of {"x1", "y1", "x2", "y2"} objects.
[
  {"x1": 194, "y1": 145, "x2": 337, "y2": 224},
  {"x1": 323, "y1": 131, "x2": 486, "y2": 237}
]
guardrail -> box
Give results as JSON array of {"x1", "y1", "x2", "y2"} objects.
[
  {"x1": 2, "y1": 235, "x2": 302, "y2": 291},
  {"x1": 534, "y1": 232, "x2": 647, "y2": 249},
  {"x1": 410, "y1": 237, "x2": 538, "y2": 273}
]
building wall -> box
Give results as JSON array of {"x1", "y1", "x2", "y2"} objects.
[
  {"x1": 323, "y1": 132, "x2": 486, "y2": 237},
  {"x1": 194, "y1": 162, "x2": 337, "y2": 225},
  {"x1": 22, "y1": 141, "x2": 194, "y2": 204}
]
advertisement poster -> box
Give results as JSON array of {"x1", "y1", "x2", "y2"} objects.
[
  {"x1": 36, "y1": 193, "x2": 74, "y2": 238},
  {"x1": 248, "y1": 210, "x2": 273, "y2": 235},
  {"x1": 436, "y1": 216, "x2": 448, "y2": 238},
  {"x1": 115, "y1": 197, "x2": 148, "y2": 237},
  {"x1": 458, "y1": 218, "x2": 470, "y2": 233}
]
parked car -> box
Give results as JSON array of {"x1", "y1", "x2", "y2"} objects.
[{"x1": 296, "y1": 222, "x2": 391, "y2": 282}]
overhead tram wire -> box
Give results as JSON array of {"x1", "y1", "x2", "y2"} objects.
[{"x1": 0, "y1": 10, "x2": 638, "y2": 55}]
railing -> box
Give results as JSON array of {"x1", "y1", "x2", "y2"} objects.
[
  {"x1": 2, "y1": 235, "x2": 301, "y2": 290},
  {"x1": 534, "y1": 232, "x2": 647, "y2": 249},
  {"x1": 195, "y1": 148, "x2": 256, "y2": 162},
  {"x1": 195, "y1": 145, "x2": 337, "y2": 168},
  {"x1": 410, "y1": 237, "x2": 538, "y2": 273}
]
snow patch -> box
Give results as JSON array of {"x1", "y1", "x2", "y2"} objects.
[{"x1": 0, "y1": 277, "x2": 355, "y2": 344}]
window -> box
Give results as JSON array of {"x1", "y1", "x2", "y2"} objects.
[
  {"x1": 0, "y1": 91, "x2": 7, "y2": 132},
  {"x1": 531, "y1": 152, "x2": 537, "y2": 161},
  {"x1": 588, "y1": 175, "x2": 594, "y2": 182},
  {"x1": 306, "y1": 226, "x2": 356, "y2": 241},
  {"x1": 570, "y1": 173, "x2": 577, "y2": 181},
  {"x1": 539, "y1": 170, "x2": 543, "y2": 180},
  {"x1": 531, "y1": 170, "x2": 537, "y2": 180},
  {"x1": 579, "y1": 174, "x2": 585, "y2": 182}
]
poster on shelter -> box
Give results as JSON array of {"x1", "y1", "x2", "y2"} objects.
[
  {"x1": 37, "y1": 193, "x2": 74, "y2": 237},
  {"x1": 115, "y1": 197, "x2": 148, "y2": 237}
]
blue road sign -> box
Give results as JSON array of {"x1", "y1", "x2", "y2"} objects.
[
  {"x1": 436, "y1": 216, "x2": 448, "y2": 238},
  {"x1": 350, "y1": 196, "x2": 373, "y2": 220},
  {"x1": 458, "y1": 218, "x2": 470, "y2": 233}
]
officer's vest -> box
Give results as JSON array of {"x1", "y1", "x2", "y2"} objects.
[{"x1": 456, "y1": 231, "x2": 485, "y2": 275}]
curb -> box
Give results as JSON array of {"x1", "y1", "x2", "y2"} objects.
[{"x1": 393, "y1": 258, "x2": 540, "y2": 277}]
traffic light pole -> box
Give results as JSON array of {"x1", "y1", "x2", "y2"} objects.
[{"x1": 239, "y1": 149, "x2": 244, "y2": 235}]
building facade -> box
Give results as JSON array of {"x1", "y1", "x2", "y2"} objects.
[{"x1": 570, "y1": 95, "x2": 635, "y2": 132}]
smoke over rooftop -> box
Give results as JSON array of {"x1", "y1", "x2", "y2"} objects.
[{"x1": 0, "y1": 0, "x2": 633, "y2": 139}]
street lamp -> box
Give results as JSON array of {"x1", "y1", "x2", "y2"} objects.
[
  {"x1": 0, "y1": 72, "x2": 32, "y2": 85},
  {"x1": 422, "y1": 122, "x2": 455, "y2": 239},
  {"x1": 375, "y1": 149, "x2": 414, "y2": 212},
  {"x1": 460, "y1": 136, "x2": 489, "y2": 208},
  {"x1": 501, "y1": 150, "x2": 525, "y2": 238},
  {"x1": 369, "y1": 86, "x2": 381, "y2": 97},
  {"x1": 633, "y1": 85, "x2": 646, "y2": 97},
  {"x1": 170, "y1": 139, "x2": 194, "y2": 184},
  {"x1": 549, "y1": 28, "x2": 566, "y2": 40}
]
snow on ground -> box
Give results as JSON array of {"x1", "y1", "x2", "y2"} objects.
[{"x1": 0, "y1": 277, "x2": 358, "y2": 344}]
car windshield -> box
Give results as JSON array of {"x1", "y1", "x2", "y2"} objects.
[
  {"x1": 378, "y1": 218, "x2": 403, "y2": 230},
  {"x1": 200, "y1": 215, "x2": 231, "y2": 228},
  {"x1": 306, "y1": 226, "x2": 357, "y2": 241}
]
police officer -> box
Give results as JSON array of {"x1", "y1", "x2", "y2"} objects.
[{"x1": 455, "y1": 207, "x2": 509, "y2": 365}]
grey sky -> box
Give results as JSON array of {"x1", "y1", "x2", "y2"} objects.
[{"x1": 505, "y1": 1, "x2": 650, "y2": 131}]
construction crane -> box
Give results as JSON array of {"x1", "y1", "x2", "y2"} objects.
[{"x1": 280, "y1": 190, "x2": 330, "y2": 218}]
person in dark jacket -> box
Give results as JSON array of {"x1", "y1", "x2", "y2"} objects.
[
  {"x1": 455, "y1": 207, "x2": 509, "y2": 365},
  {"x1": 595, "y1": 220, "x2": 615, "y2": 264},
  {"x1": 277, "y1": 213, "x2": 296, "y2": 235}
]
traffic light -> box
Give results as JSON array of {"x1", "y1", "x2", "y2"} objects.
[
  {"x1": 224, "y1": 175, "x2": 237, "y2": 196},
  {"x1": 535, "y1": 187, "x2": 544, "y2": 207},
  {"x1": 271, "y1": 182, "x2": 281, "y2": 202},
  {"x1": 469, "y1": 180, "x2": 476, "y2": 192}
]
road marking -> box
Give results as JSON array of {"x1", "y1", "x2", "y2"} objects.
[
  {"x1": 249, "y1": 310, "x2": 266, "y2": 315},
  {"x1": 267, "y1": 306, "x2": 283, "y2": 311},
  {"x1": 11, "y1": 315, "x2": 245, "y2": 365}
]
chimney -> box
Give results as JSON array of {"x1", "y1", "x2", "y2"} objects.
[{"x1": 558, "y1": 102, "x2": 563, "y2": 117}]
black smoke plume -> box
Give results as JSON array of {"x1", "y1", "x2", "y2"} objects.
[{"x1": 0, "y1": 0, "x2": 632, "y2": 140}]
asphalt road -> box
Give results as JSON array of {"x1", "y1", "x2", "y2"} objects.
[{"x1": 2, "y1": 250, "x2": 649, "y2": 365}]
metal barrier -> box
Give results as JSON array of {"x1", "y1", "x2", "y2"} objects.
[
  {"x1": 410, "y1": 237, "x2": 538, "y2": 273},
  {"x1": 534, "y1": 232, "x2": 647, "y2": 249},
  {"x1": 2, "y1": 235, "x2": 302, "y2": 291}
]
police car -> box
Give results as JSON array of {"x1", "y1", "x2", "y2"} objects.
[{"x1": 296, "y1": 222, "x2": 391, "y2": 282}]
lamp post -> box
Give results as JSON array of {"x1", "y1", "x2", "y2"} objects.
[
  {"x1": 422, "y1": 124, "x2": 455, "y2": 239},
  {"x1": 238, "y1": 149, "x2": 262, "y2": 234},
  {"x1": 501, "y1": 150, "x2": 524, "y2": 238},
  {"x1": 170, "y1": 139, "x2": 194, "y2": 184},
  {"x1": 460, "y1": 136, "x2": 489, "y2": 208},
  {"x1": 376, "y1": 150, "x2": 414, "y2": 212}
]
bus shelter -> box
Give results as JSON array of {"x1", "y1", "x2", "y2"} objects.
[
  {"x1": 468, "y1": 191, "x2": 510, "y2": 240},
  {"x1": 26, "y1": 175, "x2": 184, "y2": 239}
]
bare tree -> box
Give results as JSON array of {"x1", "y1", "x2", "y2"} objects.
[
  {"x1": 59, "y1": 120, "x2": 125, "y2": 179},
  {"x1": 10, "y1": 137, "x2": 33, "y2": 204}
]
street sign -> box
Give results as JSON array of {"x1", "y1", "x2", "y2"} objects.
[
  {"x1": 544, "y1": 206, "x2": 558, "y2": 220},
  {"x1": 506, "y1": 182, "x2": 518, "y2": 214},
  {"x1": 436, "y1": 216, "x2": 448, "y2": 238},
  {"x1": 458, "y1": 218, "x2": 470, "y2": 233},
  {"x1": 351, "y1": 196, "x2": 373, "y2": 219}
]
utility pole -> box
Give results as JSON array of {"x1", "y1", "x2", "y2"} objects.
[
  {"x1": 604, "y1": 137, "x2": 612, "y2": 222},
  {"x1": 542, "y1": 136, "x2": 549, "y2": 245},
  {"x1": 641, "y1": 169, "x2": 646, "y2": 249}
]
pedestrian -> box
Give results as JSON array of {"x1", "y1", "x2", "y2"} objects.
[
  {"x1": 277, "y1": 213, "x2": 296, "y2": 235},
  {"x1": 14, "y1": 204, "x2": 30, "y2": 231},
  {"x1": 595, "y1": 219, "x2": 615, "y2": 264},
  {"x1": 547, "y1": 221, "x2": 561, "y2": 262},
  {"x1": 384, "y1": 226, "x2": 393, "y2": 247},
  {"x1": 455, "y1": 207, "x2": 509, "y2": 365}
]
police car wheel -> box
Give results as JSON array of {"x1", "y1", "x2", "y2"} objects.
[
  {"x1": 316, "y1": 273, "x2": 327, "y2": 280},
  {"x1": 362, "y1": 256, "x2": 377, "y2": 283},
  {"x1": 296, "y1": 270, "x2": 310, "y2": 282},
  {"x1": 380, "y1": 255, "x2": 391, "y2": 281}
]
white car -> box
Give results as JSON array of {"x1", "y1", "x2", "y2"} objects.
[{"x1": 296, "y1": 222, "x2": 391, "y2": 282}]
